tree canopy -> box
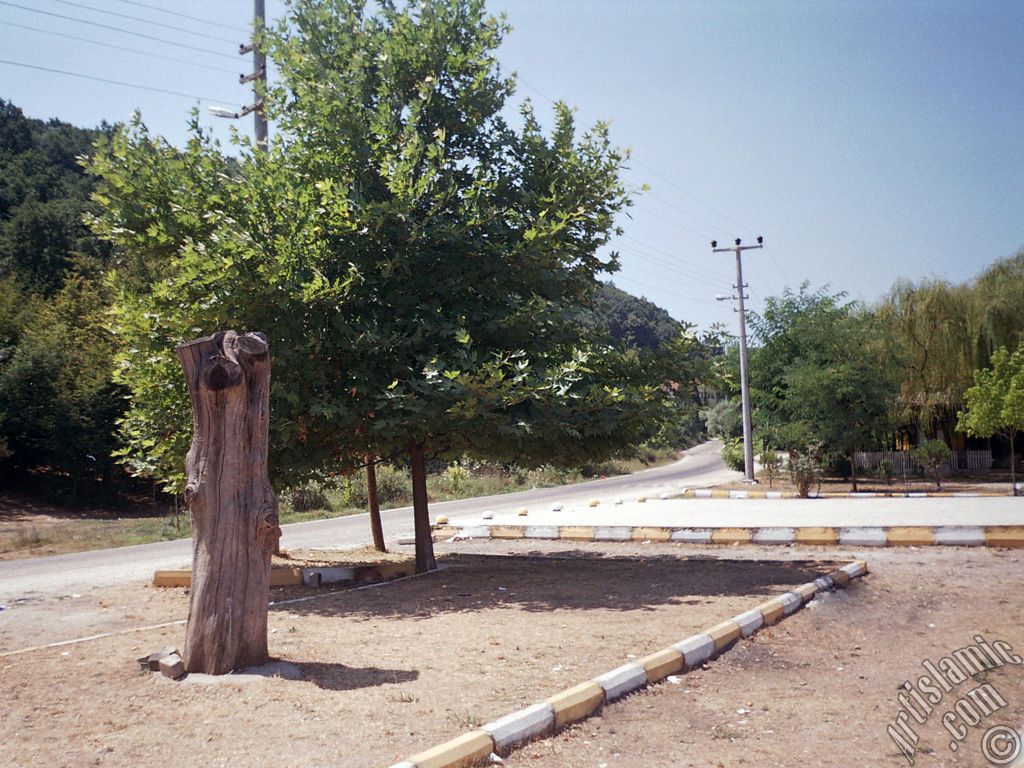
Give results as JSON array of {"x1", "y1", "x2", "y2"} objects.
[
  {"x1": 749, "y1": 284, "x2": 898, "y2": 488},
  {"x1": 958, "y1": 342, "x2": 1024, "y2": 493},
  {"x1": 0, "y1": 100, "x2": 122, "y2": 497},
  {"x1": 88, "y1": 0, "x2": 677, "y2": 569}
]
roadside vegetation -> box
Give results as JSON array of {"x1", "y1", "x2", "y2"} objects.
[{"x1": 1, "y1": 0, "x2": 1022, "y2": 541}]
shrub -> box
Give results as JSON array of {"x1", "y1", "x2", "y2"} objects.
[
  {"x1": 721, "y1": 438, "x2": 745, "y2": 472},
  {"x1": 912, "y1": 440, "x2": 951, "y2": 489},
  {"x1": 790, "y1": 453, "x2": 821, "y2": 498},
  {"x1": 758, "y1": 447, "x2": 781, "y2": 488},
  {"x1": 877, "y1": 458, "x2": 893, "y2": 485},
  {"x1": 280, "y1": 481, "x2": 332, "y2": 513}
]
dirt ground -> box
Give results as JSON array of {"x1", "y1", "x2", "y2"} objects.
[
  {"x1": 500, "y1": 544, "x2": 1024, "y2": 768},
  {"x1": 1, "y1": 541, "x2": 1022, "y2": 768}
]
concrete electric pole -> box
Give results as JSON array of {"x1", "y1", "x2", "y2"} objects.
[
  {"x1": 209, "y1": 0, "x2": 267, "y2": 149},
  {"x1": 713, "y1": 236, "x2": 763, "y2": 483}
]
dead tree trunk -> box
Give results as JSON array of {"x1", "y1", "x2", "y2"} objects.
[
  {"x1": 407, "y1": 441, "x2": 436, "y2": 573},
  {"x1": 366, "y1": 454, "x2": 386, "y2": 552},
  {"x1": 177, "y1": 331, "x2": 280, "y2": 674}
]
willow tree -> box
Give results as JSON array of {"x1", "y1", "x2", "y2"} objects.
[
  {"x1": 876, "y1": 278, "x2": 977, "y2": 431},
  {"x1": 90, "y1": 0, "x2": 666, "y2": 573}
]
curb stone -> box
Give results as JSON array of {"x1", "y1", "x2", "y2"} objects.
[
  {"x1": 678, "y1": 489, "x2": 1011, "y2": 499},
  {"x1": 436, "y1": 524, "x2": 1024, "y2": 549},
  {"x1": 387, "y1": 560, "x2": 869, "y2": 768}
]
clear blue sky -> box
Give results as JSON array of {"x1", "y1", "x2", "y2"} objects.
[{"x1": 2, "y1": 0, "x2": 1022, "y2": 331}]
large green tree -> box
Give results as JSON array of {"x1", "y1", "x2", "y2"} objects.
[
  {"x1": 750, "y1": 285, "x2": 898, "y2": 490},
  {"x1": 90, "y1": 0, "x2": 669, "y2": 571}
]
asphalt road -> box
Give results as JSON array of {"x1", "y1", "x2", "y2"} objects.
[{"x1": 0, "y1": 441, "x2": 737, "y2": 601}]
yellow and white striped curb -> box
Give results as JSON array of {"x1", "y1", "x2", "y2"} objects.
[
  {"x1": 435, "y1": 524, "x2": 1024, "y2": 548},
  {"x1": 386, "y1": 560, "x2": 869, "y2": 768}
]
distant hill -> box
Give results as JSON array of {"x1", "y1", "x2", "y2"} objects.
[
  {"x1": 0, "y1": 99, "x2": 111, "y2": 293},
  {"x1": 580, "y1": 281, "x2": 684, "y2": 351}
]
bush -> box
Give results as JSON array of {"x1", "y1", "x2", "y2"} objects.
[
  {"x1": 790, "y1": 453, "x2": 821, "y2": 498},
  {"x1": 703, "y1": 398, "x2": 743, "y2": 440},
  {"x1": 721, "y1": 438, "x2": 745, "y2": 472},
  {"x1": 912, "y1": 440, "x2": 951, "y2": 489},
  {"x1": 280, "y1": 481, "x2": 332, "y2": 513},
  {"x1": 758, "y1": 447, "x2": 781, "y2": 487},
  {"x1": 341, "y1": 463, "x2": 413, "y2": 509},
  {"x1": 877, "y1": 458, "x2": 893, "y2": 485}
]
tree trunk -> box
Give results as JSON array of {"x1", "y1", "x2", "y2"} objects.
[
  {"x1": 1011, "y1": 429, "x2": 1018, "y2": 496},
  {"x1": 177, "y1": 331, "x2": 280, "y2": 675},
  {"x1": 407, "y1": 441, "x2": 436, "y2": 573},
  {"x1": 366, "y1": 454, "x2": 386, "y2": 552},
  {"x1": 849, "y1": 450, "x2": 858, "y2": 493}
]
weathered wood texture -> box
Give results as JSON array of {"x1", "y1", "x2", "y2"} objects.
[{"x1": 177, "y1": 331, "x2": 280, "y2": 674}]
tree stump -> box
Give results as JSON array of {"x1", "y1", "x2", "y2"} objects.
[{"x1": 177, "y1": 331, "x2": 280, "y2": 674}]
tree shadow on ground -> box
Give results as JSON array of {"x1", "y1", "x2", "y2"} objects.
[
  {"x1": 290, "y1": 661, "x2": 419, "y2": 691},
  {"x1": 273, "y1": 552, "x2": 847, "y2": 621}
]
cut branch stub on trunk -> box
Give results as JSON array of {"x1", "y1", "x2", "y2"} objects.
[{"x1": 177, "y1": 330, "x2": 280, "y2": 675}]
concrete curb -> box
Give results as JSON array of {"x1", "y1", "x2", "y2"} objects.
[
  {"x1": 387, "y1": 560, "x2": 869, "y2": 768},
  {"x1": 434, "y1": 524, "x2": 1024, "y2": 548},
  {"x1": 153, "y1": 561, "x2": 417, "y2": 589},
  {"x1": 677, "y1": 488, "x2": 1012, "y2": 499}
]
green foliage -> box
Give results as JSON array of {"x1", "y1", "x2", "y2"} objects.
[
  {"x1": 912, "y1": 439, "x2": 950, "y2": 488},
  {"x1": 0, "y1": 262, "x2": 124, "y2": 495},
  {"x1": 758, "y1": 446, "x2": 781, "y2": 487},
  {"x1": 0, "y1": 100, "x2": 111, "y2": 295},
  {"x1": 279, "y1": 481, "x2": 333, "y2": 513},
  {"x1": 88, "y1": 0, "x2": 680, "y2": 495},
  {"x1": 0, "y1": 100, "x2": 123, "y2": 495},
  {"x1": 958, "y1": 342, "x2": 1024, "y2": 492},
  {"x1": 703, "y1": 398, "x2": 742, "y2": 440},
  {"x1": 578, "y1": 282, "x2": 683, "y2": 352},
  {"x1": 750, "y1": 284, "x2": 897, "y2": 466},
  {"x1": 721, "y1": 438, "x2": 745, "y2": 472},
  {"x1": 877, "y1": 458, "x2": 893, "y2": 484},
  {"x1": 876, "y1": 251, "x2": 1024, "y2": 431},
  {"x1": 789, "y1": 452, "x2": 821, "y2": 498}
]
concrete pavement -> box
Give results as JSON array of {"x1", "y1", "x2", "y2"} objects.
[{"x1": 443, "y1": 495, "x2": 1024, "y2": 530}]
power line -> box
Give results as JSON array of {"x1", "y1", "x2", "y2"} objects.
[
  {"x1": 632, "y1": 203, "x2": 711, "y2": 240},
  {"x1": 45, "y1": 0, "x2": 238, "y2": 45},
  {"x1": 108, "y1": 0, "x2": 248, "y2": 34},
  {"x1": 616, "y1": 234, "x2": 726, "y2": 282},
  {"x1": 0, "y1": 1, "x2": 238, "y2": 61},
  {"x1": 631, "y1": 156, "x2": 758, "y2": 236},
  {"x1": 612, "y1": 274, "x2": 720, "y2": 308},
  {"x1": 0, "y1": 21, "x2": 240, "y2": 75},
  {"x1": 0, "y1": 58, "x2": 242, "y2": 105},
  {"x1": 639, "y1": 187, "x2": 725, "y2": 235},
  {"x1": 613, "y1": 244, "x2": 726, "y2": 289}
]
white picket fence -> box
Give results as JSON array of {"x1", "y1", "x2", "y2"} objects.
[{"x1": 854, "y1": 449, "x2": 992, "y2": 473}]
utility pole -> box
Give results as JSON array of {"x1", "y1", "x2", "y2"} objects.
[
  {"x1": 209, "y1": 0, "x2": 267, "y2": 149},
  {"x1": 251, "y1": 0, "x2": 267, "y2": 149},
  {"x1": 713, "y1": 236, "x2": 763, "y2": 483}
]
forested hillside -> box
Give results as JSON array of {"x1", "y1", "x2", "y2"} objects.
[{"x1": 0, "y1": 100, "x2": 123, "y2": 499}]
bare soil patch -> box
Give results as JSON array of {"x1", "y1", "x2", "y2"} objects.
[
  {"x1": 502, "y1": 544, "x2": 1024, "y2": 768},
  {"x1": 1, "y1": 541, "x2": 839, "y2": 768}
]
